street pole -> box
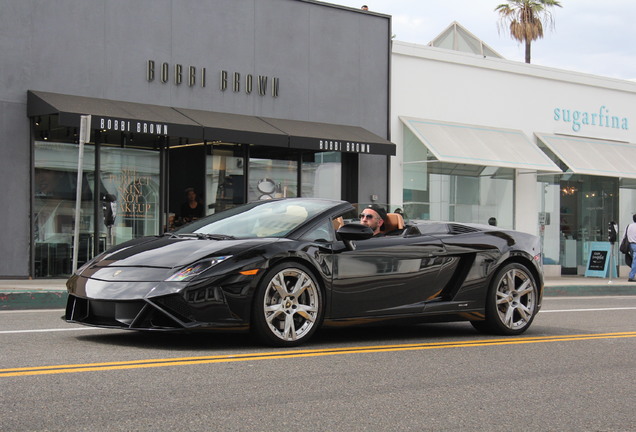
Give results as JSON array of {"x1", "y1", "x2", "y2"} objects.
[{"x1": 72, "y1": 115, "x2": 91, "y2": 273}]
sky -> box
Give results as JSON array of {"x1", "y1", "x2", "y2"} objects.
[{"x1": 326, "y1": 0, "x2": 636, "y2": 81}]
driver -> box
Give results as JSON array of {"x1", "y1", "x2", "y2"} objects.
[{"x1": 359, "y1": 204, "x2": 388, "y2": 237}]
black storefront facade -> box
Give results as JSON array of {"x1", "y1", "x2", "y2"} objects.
[
  {"x1": 28, "y1": 90, "x2": 394, "y2": 277},
  {"x1": 1, "y1": 0, "x2": 394, "y2": 278}
]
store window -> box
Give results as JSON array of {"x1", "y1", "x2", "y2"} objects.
[
  {"x1": 205, "y1": 144, "x2": 245, "y2": 215},
  {"x1": 302, "y1": 152, "x2": 342, "y2": 199},
  {"x1": 537, "y1": 178, "x2": 561, "y2": 266},
  {"x1": 99, "y1": 146, "x2": 160, "y2": 246},
  {"x1": 619, "y1": 180, "x2": 636, "y2": 241},
  {"x1": 402, "y1": 125, "x2": 513, "y2": 226},
  {"x1": 248, "y1": 147, "x2": 298, "y2": 201},
  {"x1": 34, "y1": 141, "x2": 95, "y2": 277},
  {"x1": 33, "y1": 141, "x2": 160, "y2": 277}
]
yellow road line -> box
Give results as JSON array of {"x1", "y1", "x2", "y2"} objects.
[{"x1": 2, "y1": 331, "x2": 635, "y2": 377}]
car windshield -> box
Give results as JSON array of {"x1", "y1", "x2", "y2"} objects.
[{"x1": 173, "y1": 198, "x2": 339, "y2": 239}]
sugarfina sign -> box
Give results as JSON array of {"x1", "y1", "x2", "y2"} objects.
[{"x1": 553, "y1": 105, "x2": 629, "y2": 133}]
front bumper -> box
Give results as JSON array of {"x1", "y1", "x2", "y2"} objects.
[{"x1": 65, "y1": 272, "x2": 259, "y2": 331}]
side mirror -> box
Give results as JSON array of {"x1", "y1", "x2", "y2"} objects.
[{"x1": 337, "y1": 223, "x2": 374, "y2": 250}]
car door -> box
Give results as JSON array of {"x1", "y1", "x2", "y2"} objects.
[{"x1": 329, "y1": 235, "x2": 454, "y2": 318}]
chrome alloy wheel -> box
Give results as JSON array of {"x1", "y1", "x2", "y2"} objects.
[
  {"x1": 495, "y1": 267, "x2": 537, "y2": 331},
  {"x1": 262, "y1": 267, "x2": 320, "y2": 342}
]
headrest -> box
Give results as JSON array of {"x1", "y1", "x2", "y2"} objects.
[
  {"x1": 332, "y1": 216, "x2": 344, "y2": 231},
  {"x1": 384, "y1": 213, "x2": 405, "y2": 232}
]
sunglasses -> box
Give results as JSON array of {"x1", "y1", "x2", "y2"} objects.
[{"x1": 359, "y1": 213, "x2": 376, "y2": 220}]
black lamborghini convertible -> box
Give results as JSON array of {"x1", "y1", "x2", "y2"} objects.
[{"x1": 66, "y1": 198, "x2": 543, "y2": 346}]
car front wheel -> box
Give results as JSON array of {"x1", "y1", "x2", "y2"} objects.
[
  {"x1": 472, "y1": 263, "x2": 538, "y2": 335},
  {"x1": 252, "y1": 263, "x2": 323, "y2": 347}
]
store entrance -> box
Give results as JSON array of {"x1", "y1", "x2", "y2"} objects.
[
  {"x1": 168, "y1": 144, "x2": 207, "y2": 229},
  {"x1": 559, "y1": 179, "x2": 579, "y2": 274},
  {"x1": 167, "y1": 142, "x2": 249, "y2": 230},
  {"x1": 559, "y1": 176, "x2": 618, "y2": 275}
]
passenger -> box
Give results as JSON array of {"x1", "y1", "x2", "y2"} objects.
[{"x1": 359, "y1": 204, "x2": 388, "y2": 237}]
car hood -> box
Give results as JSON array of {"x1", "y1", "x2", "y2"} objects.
[
  {"x1": 68, "y1": 236, "x2": 281, "y2": 298},
  {"x1": 89, "y1": 236, "x2": 276, "y2": 269}
]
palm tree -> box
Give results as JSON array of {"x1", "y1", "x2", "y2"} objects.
[{"x1": 495, "y1": 0, "x2": 562, "y2": 64}]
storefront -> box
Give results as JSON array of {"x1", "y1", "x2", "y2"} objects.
[
  {"x1": 28, "y1": 91, "x2": 394, "y2": 277},
  {"x1": 390, "y1": 39, "x2": 636, "y2": 277},
  {"x1": 0, "y1": 0, "x2": 394, "y2": 278}
]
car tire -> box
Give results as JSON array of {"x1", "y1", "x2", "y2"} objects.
[
  {"x1": 471, "y1": 262, "x2": 538, "y2": 335},
  {"x1": 251, "y1": 262, "x2": 323, "y2": 347}
]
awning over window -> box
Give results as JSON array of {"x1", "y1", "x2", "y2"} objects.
[
  {"x1": 262, "y1": 117, "x2": 396, "y2": 155},
  {"x1": 174, "y1": 107, "x2": 288, "y2": 147},
  {"x1": 400, "y1": 117, "x2": 562, "y2": 173},
  {"x1": 28, "y1": 90, "x2": 395, "y2": 155},
  {"x1": 28, "y1": 90, "x2": 203, "y2": 139},
  {"x1": 535, "y1": 133, "x2": 636, "y2": 180}
]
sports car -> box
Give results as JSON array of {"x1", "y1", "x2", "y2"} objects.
[{"x1": 65, "y1": 198, "x2": 543, "y2": 346}]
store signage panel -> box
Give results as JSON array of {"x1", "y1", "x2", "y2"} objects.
[
  {"x1": 146, "y1": 60, "x2": 280, "y2": 98},
  {"x1": 290, "y1": 137, "x2": 395, "y2": 155},
  {"x1": 319, "y1": 140, "x2": 371, "y2": 153},
  {"x1": 94, "y1": 117, "x2": 169, "y2": 136},
  {"x1": 552, "y1": 104, "x2": 630, "y2": 141}
]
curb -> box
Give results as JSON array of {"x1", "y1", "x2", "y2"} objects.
[
  {"x1": 543, "y1": 284, "x2": 636, "y2": 297},
  {"x1": 1, "y1": 290, "x2": 68, "y2": 311}
]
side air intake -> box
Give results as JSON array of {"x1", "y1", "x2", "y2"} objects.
[{"x1": 448, "y1": 224, "x2": 482, "y2": 235}]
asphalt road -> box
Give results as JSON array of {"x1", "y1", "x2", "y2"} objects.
[{"x1": 1, "y1": 296, "x2": 635, "y2": 432}]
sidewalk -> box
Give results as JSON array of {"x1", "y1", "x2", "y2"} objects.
[{"x1": 1, "y1": 275, "x2": 635, "y2": 311}]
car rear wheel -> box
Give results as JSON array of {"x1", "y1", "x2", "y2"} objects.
[
  {"x1": 471, "y1": 263, "x2": 538, "y2": 335},
  {"x1": 252, "y1": 263, "x2": 323, "y2": 347}
]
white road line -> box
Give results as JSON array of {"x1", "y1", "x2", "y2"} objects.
[
  {"x1": 0, "y1": 309, "x2": 64, "y2": 314},
  {"x1": 546, "y1": 295, "x2": 636, "y2": 300},
  {"x1": 541, "y1": 307, "x2": 636, "y2": 313},
  {"x1": 0, "y1": 327, "x2": 107, "y2": 335}
]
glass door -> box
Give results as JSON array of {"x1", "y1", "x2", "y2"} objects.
[{"x1": 558, "y1": 175, "x2": 618, "y2": 274}]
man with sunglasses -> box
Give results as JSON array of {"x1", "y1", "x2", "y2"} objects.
[{"x1": 359, "y1": 204, "x2": 388, "y2": 237}]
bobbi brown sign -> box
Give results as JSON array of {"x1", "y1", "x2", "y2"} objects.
[{"x1": 146, "y1": 60, "x2": 279, "y2": 98}]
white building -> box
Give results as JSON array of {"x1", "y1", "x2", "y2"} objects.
[{"x1": 390, "y1": 24, "x2": 636, "y2": 277}]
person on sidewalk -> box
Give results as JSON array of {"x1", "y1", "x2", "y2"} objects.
[{"x1": 625, "y1": 214, "x2": 636, "y2": 281}]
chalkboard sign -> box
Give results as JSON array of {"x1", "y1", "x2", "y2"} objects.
[
  {"x1": 588, "y1": 250, "x2": 607, "y2": 271},
  {"x1": 584, "y1": 242, "x2": 612, "y2": 278}
]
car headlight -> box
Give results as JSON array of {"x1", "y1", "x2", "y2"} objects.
[{"x1": 165, "y1": 256, "x2": 232, "y2": 282}]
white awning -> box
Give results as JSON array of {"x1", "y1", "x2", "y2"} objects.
[
  {"x1": 535, "y1": 133, "x2": 636, "y2": 179},
  {"x1": 400, "y1": 117, "x2": 562, "y2": 173}
]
